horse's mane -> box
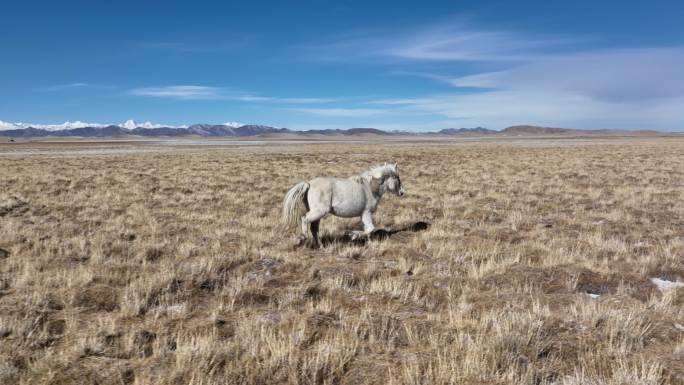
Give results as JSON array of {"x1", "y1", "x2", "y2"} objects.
[{"x1": 356, "y1": 163, "x2": 397, "y2": 182}]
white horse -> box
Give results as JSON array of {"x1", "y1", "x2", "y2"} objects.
[{"x1": 282, "y1": 162, "x2": 405, "y2": 247}]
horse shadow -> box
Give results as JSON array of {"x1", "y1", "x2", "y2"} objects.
[{"x1": 316, "y1": 221, "x2": 431, "y2": 248}]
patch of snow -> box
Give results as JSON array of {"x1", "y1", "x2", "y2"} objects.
[
  {"x1": 121, "y1": 119, "x2": 138, "y2": 130},
  {"x1": 0, "y1": 120, "x2": 107, "y2": 131},
  {"x1": 120, "y1": 119, "x2": 187, "y2": 129},
  {"x1": 223, "y1": 121, "x2": 243, "y2": 128},
  {"x1": 587, "y1": 293, "x2": 601, "y2": 299},
  {"x1": 650, "y1": 277, "x2": 684, "y2": 291},
  {"x1": 0, "y1": 119, "x2": 188, "y2": 131},
  {"x1": 0, "y1": 120, "x2": 23, "y2": 130}
]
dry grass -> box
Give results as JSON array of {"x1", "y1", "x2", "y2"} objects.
[{"x1": 1, "y1": 139, "x2": 684, "y2": 385}]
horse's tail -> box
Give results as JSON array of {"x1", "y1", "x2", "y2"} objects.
[{"x1": 282, "y1": 181, "x2": 309, "y2": 228}]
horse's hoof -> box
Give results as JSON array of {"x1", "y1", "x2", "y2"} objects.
[{"x1": 293, "y1": 236, "x2": 306, "y2": 248}]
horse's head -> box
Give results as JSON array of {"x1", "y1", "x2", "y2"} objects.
[
  {"x1": 385, "y1": 162, "x2": 404, "y2": 197},
  {"x1": 363, "y1": 162, "x2": 405, "y2": 197}
]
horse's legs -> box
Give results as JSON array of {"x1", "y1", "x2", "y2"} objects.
[
  {"x1": 310, "y1": 220, "x2": 321, "y2": 248},
  {"x1": 351, "y1": 211, "x2": 375, "y2": 240},
  {"x1": 361, "y1": 210, "x2": 375, "y2": 234},
  {"x1": 300, "y1": 214, "x2": 310, "y2": 240},
  {"x1": 301, "y1": 210, "x2": 327, "y2": 247}
]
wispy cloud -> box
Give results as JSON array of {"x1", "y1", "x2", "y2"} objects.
[
  {"x1": 130, "y1": 85, "x2": 224, "y2": 100},
  {"x1": 368, "y1": 47, "x2": 684, "y2": 130},
  {"x1": 288, "y1": 107, "x2": 387, "y2": 117},
  {"x1": 230, "y1": 95, "x2": 338, "y2": 103},
  {"x1": 385, "y1": 26, "x2": 572, "y2": 61},
  {"x1": 449, "y1": 47, "x2": 684, "y2": 103},
  {"x1": 130, "y1": 85, "x2": 339, "y2": 104},
  {"x1": 129, "y1": 25, "x2": 684, "y2": 131},
  {"x1": 278, "y1": 97, "x2": 339, "y2": 104},
  {"x1": 232, "y1": 95, "x2": 275, "y2": 102},
  {"x1": 224, "y1": 94, "x2": 340, "y2": 104},
  {"x1": 38, "y1": 83, "x2": 112, "y2": 92},
  {"x1": 303, "y1": 21, "x2": 575, "y2": 62}
]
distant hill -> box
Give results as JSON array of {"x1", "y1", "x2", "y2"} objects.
[
  {"x1": 294, "y1": 128, "x2": 391, "y2": 136},
  {"x1": 501, "y1": 125, "x2": 571, "y2": 135},
  {"x1": 500, "y1": 125, "x2": 663, "y2": 136},
  {"x1": 0, "y1": 124, "x2": 466, "y2": 138},
  {"x1": 0, "y1": 122, "x2": 673, "y2": 138},
  {"x1": 437, "y1": 127, "x2": 497, "y2": 135},
  {"x1": 0, "y1": 124, "x2": 290, "y2": 138}
]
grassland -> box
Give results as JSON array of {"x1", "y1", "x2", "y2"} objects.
[{"x1": 1, "y1": 138, "x2": 684, "y2": 384}]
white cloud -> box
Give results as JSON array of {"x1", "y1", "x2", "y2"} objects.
[
  {"x1": 233, "y1": 95, "x2": 274, "y2": 102},
  {"x1": 278, "y1": 97, "x2": 339, "y2": 104},
  {"x1": 129, "y1": 86, "x2": 337, "y2": 104},
  {"x1": 46, "y1": 82, "x2": 88, "y2": 90},
  {"x1": 304, "y1": 21, "x2": 573, "y2": 62},
  {"x1": 233, "y1": 95, "x2": 338, "y2": 103},
  {"x1": 385, "y1": 26, "x2": 569, "y2": 61},
  {"x1": 450, "y1": 47, "x2": 684, "y2": 103},
  {"x1": 130, "y1": 85, "x2": 223, "y2": 100},
  {"x1": 370, "y1": 91, "x2": 684, "y2": 131},
  {"x1": 367, "y1": 46, "x2": 684, "y2": 131},
  {"x1": 38, "y1": 83, "x2": 113, "y2": 92},
  {"x1": 300, "y1": 21, "x2": 684, "y2": 130}
]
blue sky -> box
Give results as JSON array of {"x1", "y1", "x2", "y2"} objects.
[{"x1": 2, "y1": 0, "x2": 683, "y2": 131}]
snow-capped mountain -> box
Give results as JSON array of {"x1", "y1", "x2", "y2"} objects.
[
  {"x1": 0, "y1": 119, "x2": 189, "y2": 131},
  {"x1": 0, "y1": 120, "x2": 108, "y2": 131},
  {"x1": 120, "y1": 120, "x2": 188, "y2": 130},
  {"x1": 0, "y1": 120, "x2": 291, "y2": 137},
  {"x1": 0, "y1": 121, "x2": 670, "y2": 138}
]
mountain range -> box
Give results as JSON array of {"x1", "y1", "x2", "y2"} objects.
[{"x1": 0, "y1": 121, "x2": 674, "y2": 138}]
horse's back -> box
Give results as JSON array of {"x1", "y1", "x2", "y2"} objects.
[
  {"x1": 308, "y1": 176, "x2": 352, "y2": 190},
  {"x1": 308, "y1": 176, "x2": 337, "y2": 192},
  {"x1": 307, "y1": 177, "x2": 348, "y2": 203},
  {"x1": 309, "y1": 176, "x2": 366, "y2": 217}
]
